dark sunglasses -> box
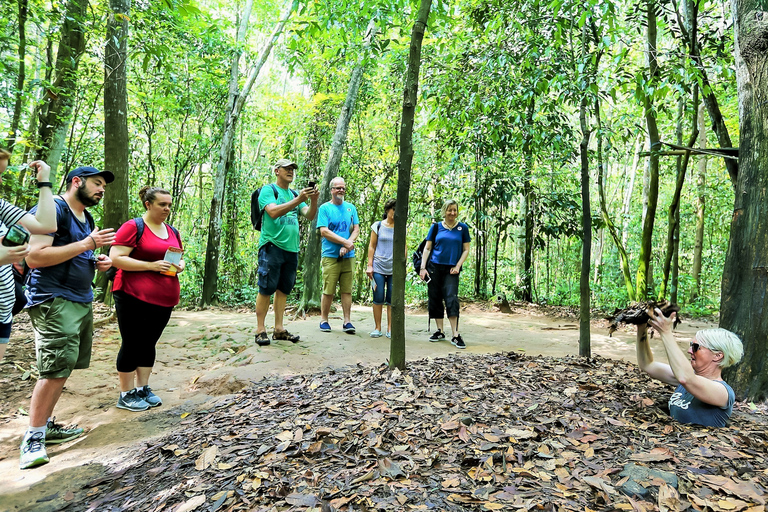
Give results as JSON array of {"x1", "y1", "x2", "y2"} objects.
[{"x1": 690, "y1": 341, "x2": 705, "y2": 352}]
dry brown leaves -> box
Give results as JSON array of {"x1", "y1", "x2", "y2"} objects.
[{"x1": 78, "y1": 352, "x2": 767, "y2": 512}]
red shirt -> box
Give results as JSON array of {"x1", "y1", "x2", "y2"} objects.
[{"x1": 113, "y1": 220, "x2": 182, "y2": 307}]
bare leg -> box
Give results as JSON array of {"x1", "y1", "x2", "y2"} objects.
[
  {"x1": 321, "y1": 294, "x2": 333, "y2": 323},
  {"x1": 273, "y1": 290, "x2": 288, "y2": 332},
  {"x1": 372, "y1": 304, "x2": 382, "y2": 331},
  {"x1": 435, "y1": 318, "x2": 444, "y2": 332},
  {"x1": 386, "y1": 306, "x2": 392, "y2": 333},
  {"x1": 448, "y1": 317, "x2": 459, "y2": 337},
  {"x1": 0, "y1": 344, "x2": 6, "y2": 361},
  {"x1": 255, "y1": 293, "x2": 271, "y2": 333},
  {"x1": 118, "y1": 371, "x2": 135, "y2": 392},
  {"x1": 341, "y1": 293, "x2": 352, "y2": 324},
  {"x1": 29, "y1": 377, "x2": 67, "y2": 427},
  {"x1": 136, "y1": 367, "x2": 152, "y2": 387}
]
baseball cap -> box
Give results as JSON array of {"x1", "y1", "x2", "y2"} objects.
[
  {"x1": 272, "y1": 159, "x2": 298, "y2": 171},
  {"x1": 66, "y1": 166, "x2": 115, "y2": 184}
]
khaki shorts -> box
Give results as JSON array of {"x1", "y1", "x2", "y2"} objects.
[
  {"x1": 27, "y1": 297, "x2": 93, "y2": 379},
  {"x1": 322, "y1": 256, "x2": 355, "y2": 296}
]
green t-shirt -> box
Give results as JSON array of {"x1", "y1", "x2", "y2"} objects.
[{"x1": 258, "y1": 185, "x2": 307, "y2": 252}]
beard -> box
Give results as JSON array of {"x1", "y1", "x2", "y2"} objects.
[{"x1": 76, "y1": 183, "x2": 101, "y2": 207}]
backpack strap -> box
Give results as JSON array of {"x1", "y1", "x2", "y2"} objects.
[{"x1": 132, "y1": 217, "x2": 181, "y2": 249}]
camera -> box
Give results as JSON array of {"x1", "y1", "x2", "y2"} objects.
[{"x1": 2, "y1": 225, "x2": 30, "y2": 247}]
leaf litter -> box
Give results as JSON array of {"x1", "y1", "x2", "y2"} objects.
[{"x1": 76, "y1": 352, "x2": 766, "y2": 511}]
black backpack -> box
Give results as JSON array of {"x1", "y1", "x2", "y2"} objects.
[
  {"x1": 250, "y1": 184, "x2": 299, "y2": 231},
  {"x1": 105, "y1": 218, "x2": 181, "y2": 281},
  {"x1": 13, "y1": 197, "x2": 95, "y2": 314},
  {"x1": 411, "y1": 223, "x2": 438, "y2": 274}
]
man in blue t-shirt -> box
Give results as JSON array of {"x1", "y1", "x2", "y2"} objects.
[
  {"x1": 316, "y1": 177, "x2": 359, "y2": 333},
  {"x1": 19, "y1": 166, "x2": 116, "y2": 470}
]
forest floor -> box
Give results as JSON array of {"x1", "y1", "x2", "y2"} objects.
[{"x1": 0, "y1": 302, "x2": 765, "y2": 511}]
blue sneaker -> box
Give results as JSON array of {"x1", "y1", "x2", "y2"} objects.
[
  {"x1": 370, "y1": 329, "x2": 383, "y2": 338},
  {"x1": 343, "y1": 322, "x2": 356, "y2": 334},
  {"x1": 319, "y1": 321, "x2": 332, "y2": 332},
  {"x1": 136, "y1": 386, "x2": 163, "y2": 407}
]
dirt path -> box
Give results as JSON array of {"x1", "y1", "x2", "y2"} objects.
[{"x1": 0, "y1": 303, "x2": 716, "y2": 509}]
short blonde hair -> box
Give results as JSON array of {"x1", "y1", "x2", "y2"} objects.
[
  {"x1": 696, "y1": 328, "x2": 744, "y2": 368},
  {"x1": 441, "y1": 199, "x2": 459, "y2": 218},
  {"x1": 0, "y1": 148, "x2": 10, "y2": 162}
]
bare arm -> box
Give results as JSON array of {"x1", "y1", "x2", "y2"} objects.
[
  {"x1": 301, "y1": 188, "x2": 319, "y2": 221},
  {"x1": 18, "y1": 161, "x2": 56, "y2": 234},
  {"x1": 367, "y1": 228, "x2": 378, "y2": 278},
  {"x1": 26, "y1": 227, "x2": 115, "y2": 269},
  {"x1": 650, "y1": 309, "x2": 730, "y2": 407},
  {"x1": 419, "y1": 241, "x2": 433, "y2": 281},
  {"x1": 636, "y1": 323, "x2": 678, "y2": 386},
  {"x1": 319, "y1": 227, "x2": 354, "y2": 250},
  {"x1": 266, "y1": 187, "x2": 318, "y2": 219},
  {"x1": 109, "y1": 244, "x2": 173, "y2": 273},
  {"x1": 451, "y1": 241, "x2": 471, "y2": 274}
]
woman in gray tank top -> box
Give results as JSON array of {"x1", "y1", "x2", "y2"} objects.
[{"x1": 366, "y1": 199, "x2": 397, "y2": 338}]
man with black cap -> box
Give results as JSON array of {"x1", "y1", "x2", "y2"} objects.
[
  {"x1": 254, "y1": 158, "x2": 318, "y2": 346},
  {"x1": 19, "y1": 166, "x2": 116, "y2": 469}
]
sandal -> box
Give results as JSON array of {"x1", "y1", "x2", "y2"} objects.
[
  {"x1": 272, "y1": 330, "x2": 301, "y2": 343},
  {"x1": 255, "y1": 332, "x2": 270, "y2": 346}
]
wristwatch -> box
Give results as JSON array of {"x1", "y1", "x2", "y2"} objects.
[{"x1": 36, "y1": 182, "x2": 53, "y2": 189}]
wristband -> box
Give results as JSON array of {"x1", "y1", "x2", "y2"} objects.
[
  {"x1": 36, "y1": 182, "x2": 53, "y2": 189},
  {"x1": 89, "y1": 236, "x2": 97, "y2": 249}
]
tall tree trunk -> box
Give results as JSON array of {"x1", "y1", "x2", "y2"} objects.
[
  {"x1": 6, "y1": 0, "x2": 29, "y2": 155},
  {"x1": 299, "y1": 24, "x2": 374, "y2": 313},
  {"x1": 35, "y1": 0, "x2": 89, "y2": 180},
  {"x1": 636, "y1": 0, "x2": 661, "y2": 300},
  {"x1": 579, "y1": 94, "x2": 592, "y2": 357},
  {"x1": 596, "y1": 99, "x2": 635, "y2": 301},
  {"x1": 674, "y1": 0, "x2": 738, "y2": 187},
  {"x1": 719, "y1": 0, "x2": 768, "y2": 400},
  {"x1": 392, "y1": 0, "x2": 432, "y2": 370},
  {"x1": 521, "y1": 102, "x2": 535, "y2": 302},
  {"x1": 621, "y1": 134, "x2": 641, "y2": 247},
  {"x1": 659, "y1": 88, "x2": 699, "y2": 300},
  {"x1": 691, "y1": 103, "x2": 707, "y2": 301},
  {"x1": 201, "y1": 0, "x2": 297, "y2": 304},
  {"x1": 96, "y1": 0, "x2": 132, "y2": 301}
]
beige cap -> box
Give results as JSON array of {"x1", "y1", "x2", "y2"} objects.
[{"x1": 273, "y1": 158, "x2": 298, "y2": 171}]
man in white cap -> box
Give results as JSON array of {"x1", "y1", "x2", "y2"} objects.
[{"x1": 254, "y1": 158, "x2": 318, "y2": 346}]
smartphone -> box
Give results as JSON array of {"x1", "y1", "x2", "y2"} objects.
[
  {"x1": 2, "y1": 225, "x2": 30, "y2": 247},
  {"x1": 308, "y1": 180, "x2": 316, "y2": 189}
]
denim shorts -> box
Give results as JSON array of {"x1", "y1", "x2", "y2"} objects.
[
  {"x1": 371, "y1": 272, "x2": 392, "y2": 305},
  {"x1": 258, "y1": 243, "x2": 299, "y2": 296}
]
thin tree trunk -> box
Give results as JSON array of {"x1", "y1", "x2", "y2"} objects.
[
  {"x1": 691, "y1": 103, "x2": 707, "y2": 301},
  {"x1": 636, "y1": 0, "x2": 661, "y2": 300},
  {"x1": 299, "y1": 23, "x2": 375, "y2": 314},
  {"x1": 521, "y1": 102, "x2": 535, "y2": 303},
  {"x1": 96, "y1": 0, "x2": 132, "y2": 301},
  {"x1": 6, "y1": 0, "x2": 29, "y2": 155},
  {"x1": 596, "y1": 99, "x2": 635, "y2": 301},
  {"x1": 720, "y1": 0, "x2": 768, "y2": 400},
  {"x1": 391, "y1": 0, "x2": 432, "y2": 370},
  {"x1": 579, "y1": 93, "x2": 592, "y2": 357},
  {"x1": 35, "y1": 0, "x2": 89, "y2": 180},
  {"x1": 621, "y1": 134, "x2": 641, "y2": 247},
  {"x1": 659, "y1": 89, "x2": 699, "y2": 300},
  {"x1": 201, "y1": 0, "x2": 297, "y2": 304}
]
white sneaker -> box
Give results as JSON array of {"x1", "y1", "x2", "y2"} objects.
[{"x1": 20, "y1": 432, "x2": 49, "y2": 469}]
